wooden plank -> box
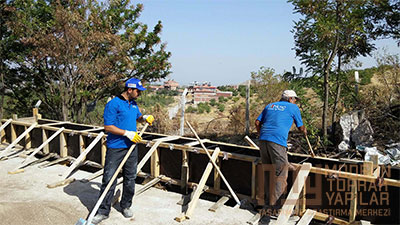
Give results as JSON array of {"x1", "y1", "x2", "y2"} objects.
[
  {"x1": 349, "y1": 180, "x2": 357, "y2": 223},
  {"x1": 135, "y1": 175, "x2": 163, "y2": 196},
  {"x1": 81, "y1": 169, "x2": 104, "y2": 183},
  {"x1": 80, "y1": 127, "x2": 104, "y2": 132},
  {"x1": 38, "y1": 156, "x2": 73, "y2": 169},
  {"x1": 186, "y1": 121, "x2": 241, "y2": 205},
  {"x1": 138, "y1": 141, "x2": 162, "y2": 172},
  {"x1": 244, "y1": 136, "x2": 259, "y2": 149},
  {"x1": 183, "y1": 147, "x2": 221, "y2": 220},
  {"x1": 363, "y1": 161, "x2": 373, "y2": 176},
  {"x1": 208, "y1": 196, "x2": 229, "y2": 212},
  {"x1": 47, "y1": 177, "x2": 75, "y2": 189},
  {"x1": 184, "y1": 139, "x2": 209, "y2": 147},
  {"x1": 59, "y1": 132, "x2": 68, "y2": 158},
  {"x1": 292, "y1": 163, "x2": 400, "y2": 187},
  {"x1": 42, "y1": 129, "x2": 49, "y2": 154},
  {"x1": 297, "y1": 209, "x2": 316, "y2": 225},
  {"x1": 60, "y1": 132, "x2": 104, "y2": 179},
  {"x1": 246, "y1": 213, "x2": 261, "y2": 225},
  {"x1": 214, "y1": 156, "x2": 221, "y2": 192},
  {"x1": 276, "y1": 163, "x2": 311, "y2": 224},
  {"x1": 0, "y1": 122, "x2": 38, "y2": 158},
  {"x1": 0, "y1": 119, "x2": 12, "y2": 143},
  {"x1": 314, "y1": 212, "x2": 349, "y2": 225},
  {"x1": 10, "y1": 127, "x2": 65, "y2": 172}
]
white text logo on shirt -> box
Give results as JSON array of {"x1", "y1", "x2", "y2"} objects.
[{"x1": 268, "y1": 104, "x2": 286, "y2": 111}]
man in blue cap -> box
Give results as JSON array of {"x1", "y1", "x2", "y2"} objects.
[
  {"x1": 255, "y1": 90, "x2": 306, "y2": 223},
  {"x1": 92, "y1": 78, "x2": 154, "y2": 224}
]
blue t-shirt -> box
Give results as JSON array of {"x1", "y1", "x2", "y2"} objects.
[
  {"x1": 257, "y1": 101, "x2": 303, "y2": 147},
  {"x1": 103, "y1": 95, "x2": 142, "y2": 149}
]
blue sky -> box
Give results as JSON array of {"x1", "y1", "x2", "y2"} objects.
[{"x1": 135, "y1": 0, "x2": 400, "y2": 86}]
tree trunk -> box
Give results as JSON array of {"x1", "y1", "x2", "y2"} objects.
[
  {"x1": 322, "y1": 69, "x2": 330, "y2": 138},
  {"x1": 0, "y1": 66, "x2": 4, "y2": 120},
  {"x1": 331, "y1": 55, "x2": 342, "y2": 136},
  {"x1": 322, "y1": 36, "x2": 339, "y2": 139},
  {"x1": 60, "y1": 82, "x2": 68, "y2": 121}
]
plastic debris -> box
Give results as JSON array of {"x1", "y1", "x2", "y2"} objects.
[{"x1": 338, "y1": 110, "x2": 374, "y2": 151}]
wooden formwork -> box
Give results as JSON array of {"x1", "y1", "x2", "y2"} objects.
[{"x1": 1, "y1": 110, "x2": 400, "y2": 224}]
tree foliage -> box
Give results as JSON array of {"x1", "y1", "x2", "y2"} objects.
[
  {"x1": 250, "y1": 66, "x2": 288, "y2": 105},
  {"x1": 2, "y1": 0, "x2": 171, "y2": 122},
  {"x1": 289, "y1": 0, "x2": 391, "y2": 139}
]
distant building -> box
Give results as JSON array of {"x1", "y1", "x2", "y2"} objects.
[
  {"x1": 164, "y1": 80, "x2": 179, "y2": 90},
  {"x1": 189, "y1": 82, "x2": 232, "y2": 104}
]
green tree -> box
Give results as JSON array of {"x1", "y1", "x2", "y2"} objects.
[
  {"x1": 3, "y1": 0, "x2": 171, "y2": 122},
  {"x1": 250, "y1": 66, "x2": 288, "y2": 104},
  {"x1": 290, "y1": 0, "x2": 377, "y2": 139}
]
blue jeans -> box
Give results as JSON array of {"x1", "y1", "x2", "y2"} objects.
[{"x1": 97, "y1": 146, "x2": 138, "y2": 216}]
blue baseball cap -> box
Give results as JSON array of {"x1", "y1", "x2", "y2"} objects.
[{"x1": 125, "y1": 78, "x2": 146, "y2": 91}]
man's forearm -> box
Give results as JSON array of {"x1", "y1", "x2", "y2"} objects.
[{"x1": 104, "y1": 125, "x2": 125, "y2": 136}]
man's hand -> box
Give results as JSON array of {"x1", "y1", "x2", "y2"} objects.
[
  {"x1": 123, "y1": 130, "x2": 142, "y2": 143},
  {"x1": 143, "y1": 115, "x2": 154, "y2": 126}
]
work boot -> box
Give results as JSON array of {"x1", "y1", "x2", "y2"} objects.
[
  {"x1": 258, "y1": 215, "x2": 271, "y2": 224},
  {"x1": 122, "y1": 207, "x2": 134, "y2": 218},
  {"x1": 91, "y1": 214, "x2": 108, "y2": 224}
]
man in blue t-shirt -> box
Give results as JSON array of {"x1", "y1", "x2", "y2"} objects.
[
  {"x1": 92, "y1": 78, "x2": 154, "y2": 224},
  {"x1": 255, "y1": 90, "x2": 306, "y2": 219}
]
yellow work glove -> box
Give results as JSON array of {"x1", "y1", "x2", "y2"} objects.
[
  {"x1": 143, "y1": 115, "x2": 154, "y2": 126},
  {"x1": 123, "y1": 130, "x2": 142, "y2": 143}
]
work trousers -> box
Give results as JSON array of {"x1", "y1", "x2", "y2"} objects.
[
  {"x1": 97, "y1": 146, "x2": 138, "y2": 216},
  {"x1": 259, "y1": 140, "x2": 289, "y2": 209}
]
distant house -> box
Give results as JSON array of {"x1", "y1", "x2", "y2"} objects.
[
  {"x1": 164, "y1": 80, "x2": 179, "y2": 90},
  {"x1": 189, "y1": 82, "x2": 232, "y2": 104},
  {"x1": 148, "y1": 85, "x2": 164, "y2": 91}
]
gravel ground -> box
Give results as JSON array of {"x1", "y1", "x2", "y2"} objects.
[{"x1": 0, "y1": 154, "x2": 256, "y2": 225}]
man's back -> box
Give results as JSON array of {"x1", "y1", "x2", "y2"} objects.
[{"x1": 257, "y1": 101, "x2": 303, "y2": 147}]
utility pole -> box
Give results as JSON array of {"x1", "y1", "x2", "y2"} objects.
[
  {"x1": 245, "y1": 80, "x2": 250, "y2": 135},
  {"x1": 180, "y1": 88, "x2": 188, "y2": 136}
]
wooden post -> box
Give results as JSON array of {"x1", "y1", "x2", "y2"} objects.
[
  {"x1": 251, "y1": 160, "x2": 257, "y2": 199},
  {"x1": 177, "y1": 147, "x2": 221, "y2": 221},
  {"x1": 24, "y1": 126, "x2": 31, "y2": 150},
  {"x1": 42, "y1": 129, "x2": 49, "y2": 154},
  {"x1": 11, "y1": 122, "x2": 17, "y2": 142},
  {"x1": 256, "y1": 163, "x2": 265, "y2": 205},
  {"x1": 0, "y1": 119, "x2": 12, "y2": 143},
  {"x1": 79, "y1": 135, "x2": 85, "y2": 154},
  {"x1": 181, "y1": 149, "x2": 189, "y2": 195},
  {"x1": 363, "y1": 161, "x2": 373, "y2": 176},
  {"x1": 151, "y1": 147, "x2": 160, "y2": 178},
  {"x1": 213, "y1": 156, "x2": 221, "y2": 192},
  {"x1": 349, "y1": 180, "x2": 357, "y2": 223},
  {"x1": 59, "y1": 132, "x2": 67, "y2": 158},
  {"x1": 32, "y1": 108, "x2": 39, "y2": 121}
]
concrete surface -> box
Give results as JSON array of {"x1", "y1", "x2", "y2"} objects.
[{"x1": 0, "y1": 154, "x2": 257, "y2": 225}]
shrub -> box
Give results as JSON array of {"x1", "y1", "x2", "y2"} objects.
[{"x1": 217, "y1": 104, "x2": 225, "y2": 112}]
